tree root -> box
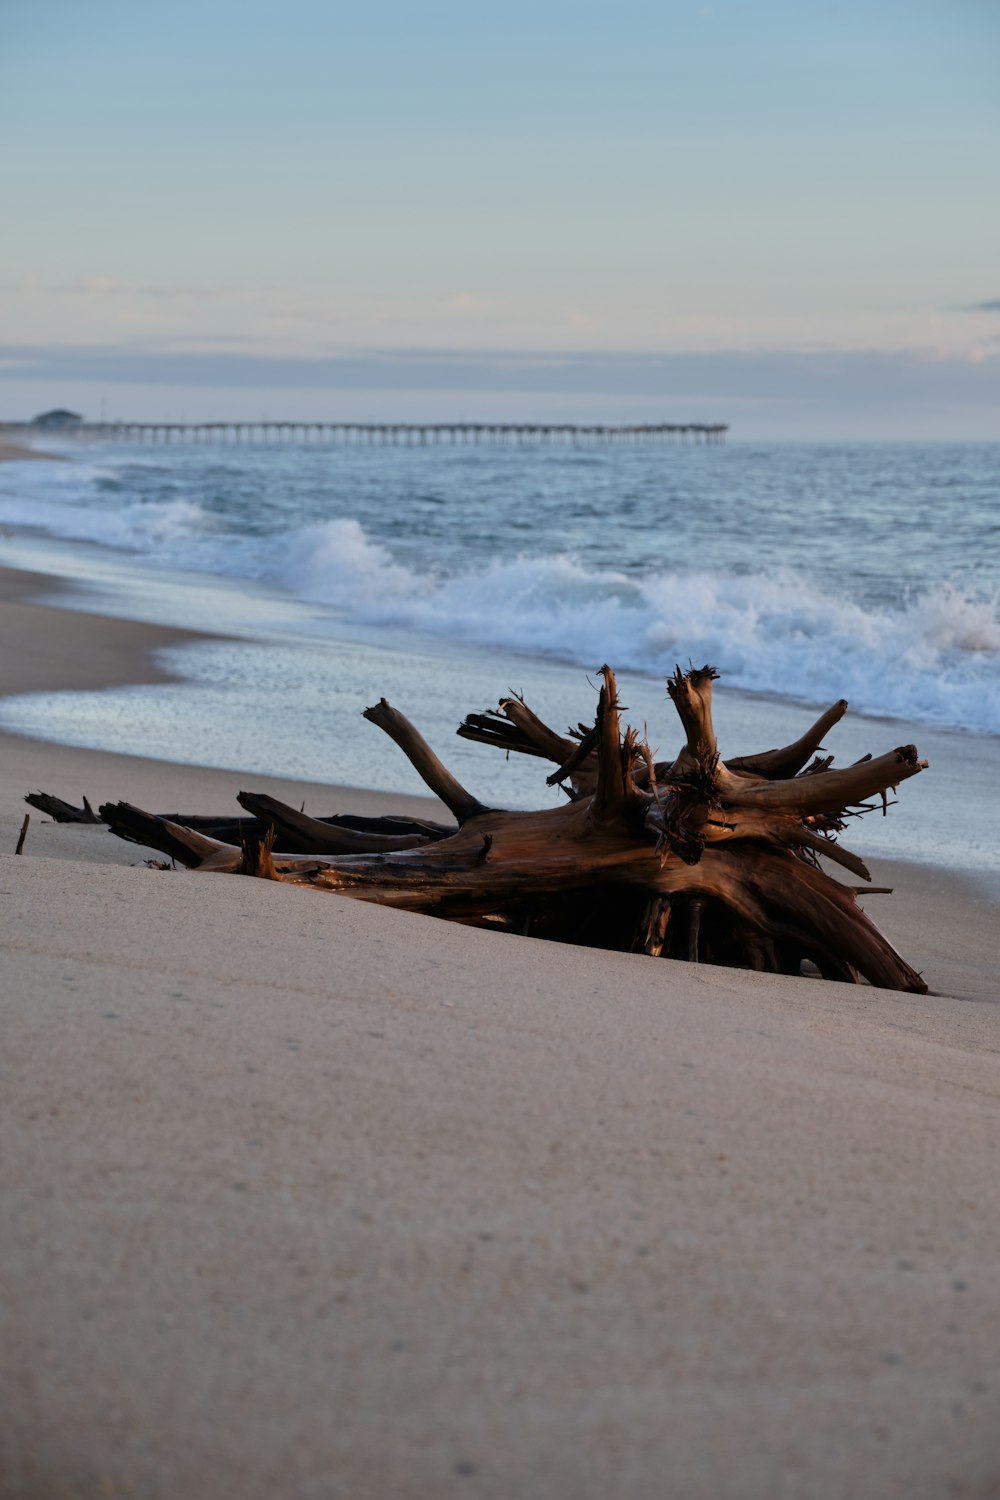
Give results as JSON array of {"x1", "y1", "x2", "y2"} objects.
[{"x1": 65, "y1": 663, "x2": 930, "y2": 993}]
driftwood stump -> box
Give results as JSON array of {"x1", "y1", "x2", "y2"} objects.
[{"x1": 73, "y1": 664, "x2": 929, "y2": 993}]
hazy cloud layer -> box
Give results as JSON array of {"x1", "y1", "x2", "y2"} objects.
[
  {"x1": 960, "y1": 299, "x2": 1000, "y2": 313},
  {"x1": 3, "y1": 343, "x2": 998, "y2": 405}
]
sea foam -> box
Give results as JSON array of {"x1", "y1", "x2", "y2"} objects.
[
  {"x1": 275, "y1": 518, "x2": 1000, "y2": 734},
  {"x1": 2, "y1": 447, "x2": 998, "y2": 736}
]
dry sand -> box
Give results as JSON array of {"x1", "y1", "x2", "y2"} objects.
[{"x1": 1, "y1": 566, "x2": 998, "y2": 1500}]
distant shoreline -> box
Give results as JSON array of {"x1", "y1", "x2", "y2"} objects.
[{"x1": 0, "y1": 437, "x2": 64, "y2": 462}]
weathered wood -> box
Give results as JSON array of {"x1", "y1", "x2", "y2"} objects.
[
  {"x1": 363, "y1": 698, "x2": 489, "y2": 824},
  {"x1": 235, "y1": 791, "x2": 434, "y2": 855},
  {"x1": 495, "y1": 694, "x2": 576, "y2": 766},
  {"x1": 92, "y1": 664, "x2": 930, "y2": 993},
  {"x1": 726, "y1": 699, "x2": 849, "y2": 778},
  {"x1": 24, "y1": 792, "x2": 101, "y2": 823},
  {"x1": 25, "y1": 795, "x2": 454, "y2": 849}
]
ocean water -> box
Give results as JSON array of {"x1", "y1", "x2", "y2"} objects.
[{"x1": 1, "y1": 438, "x2": 998, "y2": 874}]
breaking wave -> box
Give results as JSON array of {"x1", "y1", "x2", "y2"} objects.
[
  {"x1": 2, "y1": 456, "x2": 998, "y2": 735},
  {"x1": 278, "y1": 518, "x2": 1000, "y2": 733}
]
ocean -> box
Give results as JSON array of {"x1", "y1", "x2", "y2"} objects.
[{"x1": 1, "y1": 437, "x2": 998, "y2": 876}]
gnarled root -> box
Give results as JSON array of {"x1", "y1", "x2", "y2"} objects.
[{"x1": 96, "y1": 665, "x2": 929, "y2": 994}]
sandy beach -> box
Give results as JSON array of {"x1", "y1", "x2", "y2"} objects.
[
  {"x1": 0, "y1": 437, "x2": 64, "y2": 464},
  {"x1": 1, "y1": 560, "x2": 999, "y2": 1500}
]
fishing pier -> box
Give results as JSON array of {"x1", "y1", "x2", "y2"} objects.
[{"x1": 70, "y1": 420, "x2": 728, "y2": 447}]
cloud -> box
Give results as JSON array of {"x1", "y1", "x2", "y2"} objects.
[
  {"x1": 957, "y1": 299, "x2": 1000, "y2": 313},
  {"x1": 1, "y1": 342, "x2": 998, "y2": 409}
]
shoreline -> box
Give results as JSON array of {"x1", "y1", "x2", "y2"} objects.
[
  {"x1": 2, "y1": 554, "x2": 997, "y2": 896},
  {"x1": 0, "y1": 562, "x2": 210, "y2": 695},
  {"x1": 0, "y1": 436, "x2": 65, "y2": 463},
  {"x1": 0, "y1": 561, "x2": 452, "y2": 837},
  {"x1": 1, "y1": 553, "x2": 996, "y2": 1002},
  {"x1": 2, "y1": 548, "x2": 999, "y2": 1498}
]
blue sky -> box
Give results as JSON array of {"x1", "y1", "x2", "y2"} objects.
[{"x1": 2, "y1": 0, "x2": 999, "y2": 435}]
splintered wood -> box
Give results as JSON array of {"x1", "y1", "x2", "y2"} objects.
[{"x1": 43, "y1": 664, "x2": 929, "y2": 992}]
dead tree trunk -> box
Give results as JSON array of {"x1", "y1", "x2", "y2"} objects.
[{"x1": 93, "y1": 664, "x2": 929, "y2": 993}]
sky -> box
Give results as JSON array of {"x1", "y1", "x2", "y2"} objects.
[{"x1": 2, "y1": 0, "x2": 999, "y2": 437}]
